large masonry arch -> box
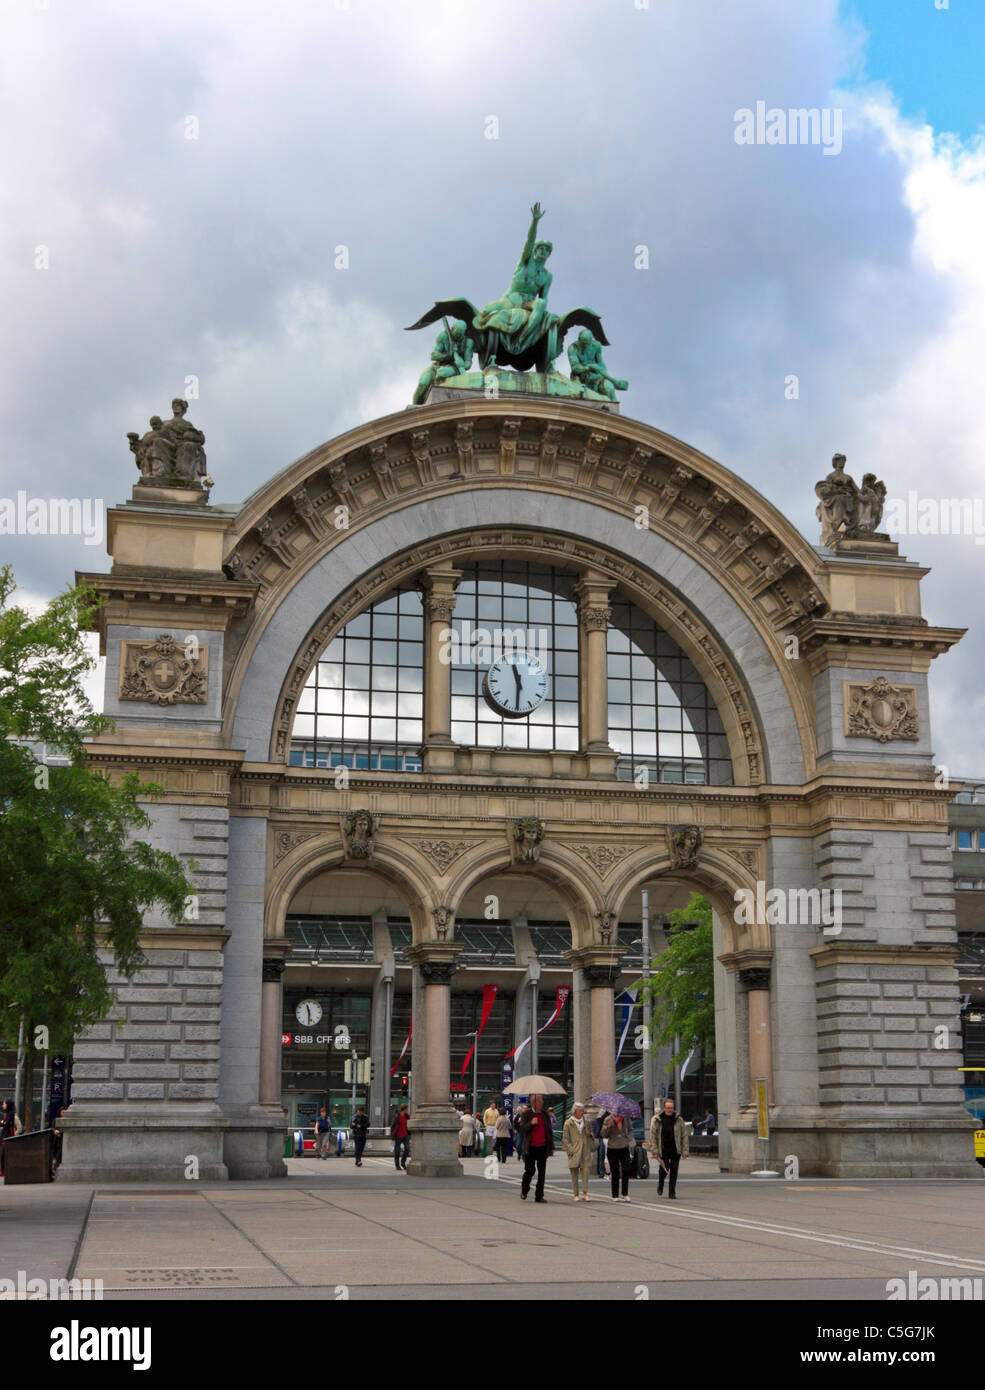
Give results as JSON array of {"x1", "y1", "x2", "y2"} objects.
[{"x1": 61, "y1": 395, "x2": 973, "y2": 1182}]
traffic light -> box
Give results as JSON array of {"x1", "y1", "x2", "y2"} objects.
[
  {"x1": 343, "y1": 1059, "x2": 353, "y2": 1083},
  {"x1": 357, "y1": 1057, "x2": 374, "y2": 1084}
]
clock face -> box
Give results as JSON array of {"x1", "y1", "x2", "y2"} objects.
[
  {"x1": 295, "y1": 999, "x2": 322, "y2": 1027},
  {"x1": 482, "y1": 656, "x2": 549, "y2": 719}
]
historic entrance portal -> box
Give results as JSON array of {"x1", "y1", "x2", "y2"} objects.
[{"x1": 60, "y1": 210, "x2": 973, "y2": 1182}]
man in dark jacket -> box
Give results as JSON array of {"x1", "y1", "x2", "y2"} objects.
[
  {"x1": 517, "y1": 1094, "x2": 554, "y2": 1203},
  {"x1": 351, "y1": 1106, "x2": 369, "y2": 1167}
]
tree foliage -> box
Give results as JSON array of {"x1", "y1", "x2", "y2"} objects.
[
  {"x1": 0, "y1": 567, "x2": 191, "y2": 1117},
  {"x1": 637, "y1": 892, "x2": 715, "y2": 1069}
]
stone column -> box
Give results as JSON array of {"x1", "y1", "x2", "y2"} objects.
[
  {"x1": 259, "y1": 954, "x2": 287, "y2": 1111},
  {"x1": 739, "y1": 966, "x2": 774, "y2": 1103},
  {"x1": 573, "y1": 572, "x2": 617, "y2": 778},
  {"x1": 420, "y1": 563, "x2": 460, "y2": 774},
  {"x1": 566, "y1": 946, "x2": 624, "y2": 1097},
  {"x1": 405, "y1": 941, "x2": 464, "y2": 1177}
]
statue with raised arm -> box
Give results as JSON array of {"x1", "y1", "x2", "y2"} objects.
[
  {"x1": 567, "y1": 329, "x2": 628, "y2": 402},
  {"x1": 471, "y1": 203, "x2": 559, "y2": 369},
  {"x1": 412, "y1": 319, "x2": 474, "y2": 405},
  {"x1": 406, "y1": 203, "x2": 612, "y2": 379}
]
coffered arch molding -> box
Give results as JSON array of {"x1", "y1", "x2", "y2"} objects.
[
  {"x1": 607, "y1": 847, "x2": 770, "y2": 956},
  {"x1": 442, "y1": 840, "x2": 601, "y2": 953},
  {"x1": 265, "y1": 837, "x2": 433, "y2": 943},
  {"x1": 227, "y1": 499, "x2": 811, "y2": 785}
]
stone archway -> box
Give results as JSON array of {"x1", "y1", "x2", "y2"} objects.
[{"x1": 65, "y1": 394, "x2": 971, "y2": 1181}]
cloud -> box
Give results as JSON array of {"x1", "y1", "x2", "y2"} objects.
[{"x1": 0, "y1": 0, "x2": 981, "y2": 764}]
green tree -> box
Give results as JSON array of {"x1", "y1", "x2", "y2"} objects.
[
  {"x1": 638, "y1": 892, "x2": 715, "y2": 1070},
  {"x1": 0, "y1": 566, "x2": 191, "y2": 1127}
]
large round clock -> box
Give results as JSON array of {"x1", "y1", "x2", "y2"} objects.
[
  {"x1": 295, "y1": 999, "x2": 322, "y2": 1027},
  {"x1": 482, "y1": 656, "x2": 549, "y2": 719}
]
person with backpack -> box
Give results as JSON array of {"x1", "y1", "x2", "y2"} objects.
[
  {"x1": 314, "y1": 1106, "x2": 333, "y2": 1159},
  {"x1": 649, "y1": 1097, "x2": 688, "y2": 1198},
  {"x1": 351, "y1": 1105, "x2": 369, "y2": 1167}
]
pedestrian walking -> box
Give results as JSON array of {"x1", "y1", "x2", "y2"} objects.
[
  {"x1": 562, "y1": 1102, "x2": 596, "y2": 1202},
  {"x1": 517, "y1": 1094, "x2": 554, "y2": 1203},
  {"x1": 513, "y1": 1103, "x2": 530, "y2": 1161},
  {"x1": 483, "y1": 1098, "x2": 500, "y2": 1155},
  {"x1": 391, "y1": 1104, "x2": 411, "y2": 1170},
  {"x1": 649, "y1": 1097, "x2": 688, "y2": 1199},
  {"x1": 314, "y1": 1106, "x2": 333, "y2": 1160},
  {"x1": 601, "y1": 1112, "x2": 632, "y2": 1201},
  {"x1": 494, "y1": 1108, "x2": 512, "y2": 1164},
  {"x1": 459, "y1": 1109, "x2": 475, "y2": 1157},
  {"x1": 351, "y1": 1105, "x2": 369, "y2": 1166}
]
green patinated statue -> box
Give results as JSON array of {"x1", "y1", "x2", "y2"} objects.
[
  {"x1": 567, "y1": 329, "x2": 628, "y2": 402},
  {"x1": 407, "y1": 204, "x2": 620, "y2": 387},
  {"x1": 413, "y1": 319, "x2": 475, "y2": 405}
]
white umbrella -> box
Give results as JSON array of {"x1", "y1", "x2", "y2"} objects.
[{"x1": 502, "y1": 1074, "x2": 566, "y2": 1096}]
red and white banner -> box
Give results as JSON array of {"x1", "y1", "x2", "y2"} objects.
[
  {"x1": 391, "y1": 1014, "x2": 412, "y2": 1076},
  {"x1": 461, "y1": 984, "x2": 498, "y2": 1078},
  {"x1": 506, "y1": 986, "x2": 570, "y2": 1064}
]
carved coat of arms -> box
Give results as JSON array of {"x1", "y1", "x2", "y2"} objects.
[{"x1": 119, "y1": 634, "x2": 208, "y2": 706}]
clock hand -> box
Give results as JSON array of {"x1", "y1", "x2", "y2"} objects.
[{"x1": 512, "y1": 662, "x2": 522, "y2": 705}]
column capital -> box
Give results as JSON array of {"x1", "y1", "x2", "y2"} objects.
[
  {"x1": 738, "y1": 966, "x2": 771, "y2": 991},
  {"x1": 566, "y1": 945, "x2": 624, "y2": 987},
  {"x1": 406, "y1": 941, "x2": 465, "y2": 985},
  {"x1": 717, "y1": 948, "x2": 774, "y2": 975},
  {"x1": 261, "y1": 958, "x2": 286, "y2": 983},
  {"x1": 418, "y1": 562, "x2": 461, "y2": 603}
]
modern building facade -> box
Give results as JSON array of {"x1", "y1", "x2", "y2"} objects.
[{"x1": 59, "y1": 389, "x2": 977, "y2": 1180}]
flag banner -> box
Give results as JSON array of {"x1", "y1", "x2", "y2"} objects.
[
  {"x1": 391, "y1": 1014, "x2": 412, "y2": 1076},
  {"x1": 615, "y1": 988, "x2": 638, "y2": 1066},
  {"x1": 680, "y1": 1046, "x2": 696, "y2": 1081},
  {"x1": 461, "y1": 984, "x2": 498, "y2": 1077},
  {"x1": 505, "y1": 986, "x2": 570, "y2": 1061}
]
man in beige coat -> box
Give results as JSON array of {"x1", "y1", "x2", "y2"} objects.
[{"x1": 562, "y1": 1102, "x2": 597, "y2": 1201}]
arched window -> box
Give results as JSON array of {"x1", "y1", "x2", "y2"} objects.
[
  {"x1": 290, "y1": 588, "x2": 424, "y2": 770},
  {"x1": 449, "y1": 562, "x2": 580, "y2": 751},
  {"x1": 288, "y1": 567, "x2": 733, "y2": 784},
  {"x1": 607, "y1": 596, "x2": 732, "y2": 785}
]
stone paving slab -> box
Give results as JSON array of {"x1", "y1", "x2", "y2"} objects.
[{"x1": 2, "y1": 1153, "x2": 983, "y2": 1299}]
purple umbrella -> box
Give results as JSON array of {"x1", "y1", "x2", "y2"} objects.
[{"x1": 590, "y1": 1092, "x2": 641, "y2": 1118}]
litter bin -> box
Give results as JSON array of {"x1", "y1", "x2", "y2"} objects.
[
  {"x1": 284, "y1": 1131, "x2": 293, "y2": 1159},
  {"x1": 3, "y1": 1130, "x2": 55, "y2": 1184}
]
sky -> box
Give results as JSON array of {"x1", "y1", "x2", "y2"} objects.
[{"x1": 1, "y1": 0, "x2": 983, "y2": 772}]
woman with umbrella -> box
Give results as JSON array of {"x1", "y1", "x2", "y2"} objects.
[{"x1": 591, "y1": 1092, "x2": 641, "y2": 1203}]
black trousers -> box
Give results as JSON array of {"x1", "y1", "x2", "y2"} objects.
[
  {"x1": 609, "y1": 1147, "x2": 631, "y2": 1197},
  {"x1": 393, "y1": 1135, "x2": 410, "y2": 1169},
  {"x1": 657, "y1": 1152, "x2": 680, "y2": 1196},
  {"x1": 522, "y1": 1147, "x2": 548, "y2": 1199},
  {"x1": 353, "y1": 1135, "x2": 366, "y2": 1164},
  {"x1": 495, "y1": 1137, "x2": 509, "y2": 1163}
]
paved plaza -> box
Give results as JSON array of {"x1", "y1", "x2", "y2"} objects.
[{"x1": 2, "y1": 1156, "x2": 982, "y2": 1301}]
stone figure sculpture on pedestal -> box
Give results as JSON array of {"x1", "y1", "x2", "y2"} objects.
[
  {"x1": 815, "y1": 454, "x2": 888, "y2": 547},
  {"x1": 128, "y1": 398, "x2": 212, "y2": 493}
]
